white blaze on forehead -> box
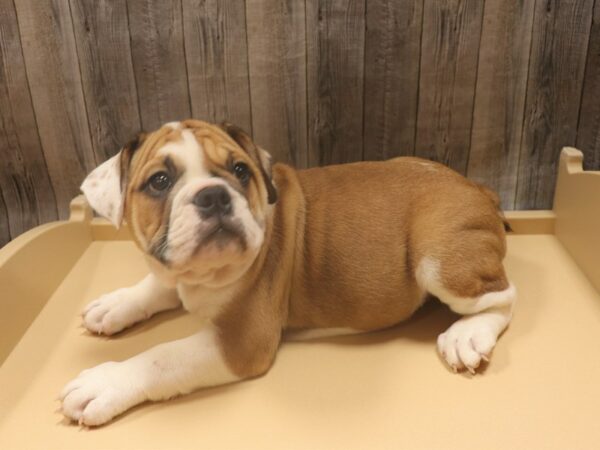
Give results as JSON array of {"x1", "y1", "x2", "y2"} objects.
[
  {"x1": 158, "y1": 129, "x2": 209, "y2": 179},
  {"x1": 164, "y1": 121, "x2": 182, "y2": 130}
]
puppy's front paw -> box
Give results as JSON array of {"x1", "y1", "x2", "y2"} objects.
[
  {"x1": 60, "y1": 361, "x2": 145, "y2": 426},
  {"x1": 437, "y1": 316, "x2": 497, "y2": 374},
  {"x1": 82, "y1": 289, "x2": 147, "y2": 335}
]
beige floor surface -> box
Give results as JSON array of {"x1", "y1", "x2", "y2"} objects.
[{"x1": 1, "y1": 234, "x2": 600, "y2": 449}]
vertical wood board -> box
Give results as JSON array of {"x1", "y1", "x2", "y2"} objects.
[
  {"x1": 363, "y1": 0, "x2": 423, "y2": 161},
  {"x1": 415, "y1": 0, "x2": 485, "y2": 174},
  {"x1": 246, "y1": 0, "x2": 307, "y2": 167},
  {"x1": 306, "y1": 0, "x2": 366, "y2": 166}
]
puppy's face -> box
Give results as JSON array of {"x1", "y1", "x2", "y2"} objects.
[{"x1": 81, "y1": 120, "x2": 277, "y2": 287}]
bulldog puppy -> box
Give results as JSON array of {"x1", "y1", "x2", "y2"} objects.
[{"x1": 60, "y1": 119, "x2": 516, "y2": 426}]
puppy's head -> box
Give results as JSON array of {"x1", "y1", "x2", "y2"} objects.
[{"x1": 81, "y1": 120, "x2": 276, "y2": 287}]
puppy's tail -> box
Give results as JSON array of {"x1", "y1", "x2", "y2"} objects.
[{"x1": 476, "y1": 183, "x2": 512, "y2": 233}]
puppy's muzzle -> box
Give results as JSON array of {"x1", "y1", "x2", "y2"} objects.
[{"x1": 193, "y1": 186, "x2": 232, "y2": 219}]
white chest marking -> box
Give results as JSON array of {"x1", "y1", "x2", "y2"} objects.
[{"x1": 177, "y1": 283, "x2": 236, "y2": 320}]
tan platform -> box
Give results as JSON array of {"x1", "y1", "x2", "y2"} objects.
[{"x1": 1, "y1": 148, "x2": 599, "y2": 449}]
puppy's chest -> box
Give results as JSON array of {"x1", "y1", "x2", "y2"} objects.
[{"x1": 177, "y1": 284, "x2": 235, "y2": 319}]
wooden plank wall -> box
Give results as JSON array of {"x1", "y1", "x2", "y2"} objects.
[{"x1": 1, "y1": 0, "x2": 600, "y2": 246}]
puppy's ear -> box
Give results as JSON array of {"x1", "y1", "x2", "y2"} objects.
[
  {"x1": 219, "y1": 122, "x2": 277, "y2": 204},
  {"x1": 80, "y1": 133, "x2": 146, "y2": 228}
]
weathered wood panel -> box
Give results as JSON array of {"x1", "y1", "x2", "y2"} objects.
[
  {"x1": 363, "y1": 0, "x2": 423, "y2": 161},
  {"x1": 0, "y1": 0, "x2": 58, "y2": 246},
  {"x1": 2, "y1": 0, "x2": 600, "y2": 247},
  {"x1": 467, "y1": 0, "x2": 536, "y2": 210},
  {"x1": 577, "y1": 0, "x2": 600, "y2": 171},
  {"x1": 0, "y1": 194, "x2": 8, "y2": 248},
  {"x1": 182, "y1": 0, "x2": 252, "y2": 134},
  {"x1": 15, "y1": 0, "x2": 96, "y2": 219},
  {"x1": 516, "y1": 0, "x2": 594, "y2": 209},
  {"x1": 415, "y1": 0, "x2": 484, "y2": 174},
  {"x1": 127, "y1": 0, "x2": 191, "y2": 131},
  {"x1": 306, "y1": 0, "x2": 366, "y2": 166},
  {"x1": 246, "y1": 0, "x2": 307, "y2": 167},
  {"x1": 70, "y1": 0, "x2": 141, "y2": 162}
]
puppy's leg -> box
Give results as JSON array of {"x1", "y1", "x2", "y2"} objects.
[
  {"x1": 60, "y1": 324, "x2": 236, "y2": 426},
  {"x1": 82, "y1": 273, "x2": 180, "y2": 335},
  {"x1": 416, "y1": 256, "x2": 516, "y2": 374},
  {"x1": 60, "y1": 318, "x2": 279, "y2": 426}
]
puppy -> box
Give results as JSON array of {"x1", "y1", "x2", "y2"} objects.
[{"x1": 60, "y1": 120, "x2": 516, "y2": 426}]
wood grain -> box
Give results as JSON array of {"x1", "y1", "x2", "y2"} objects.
[
  {"x1": 69, "y1": 0, "x2": 141, "y2": 162},
  {"x1": 363, "y1": 0, "x2": 423, "y2": 161},
  {"x1": 0, "y1": 0, "x2": 58, "y2": 246},
  {"x1": 127, "y1": 0, "x2": 191, "y2": 130},
  {"x1": 415, "y1": 0, "x2": 484, "y2": 174},
  {"x1": 182, "y1": 0, "x2": 252, "y2": 134},
  {"x1": 467, "y1": 0, "x2": 536, "y2": 210},
  {"x1": 246, "y1": 0, "x2": 307, "y2": 167},
  {"x1": 576, "y1": 0, "x2": 600, "y2": 171},
  {"x1": 516, "y1": 0, "x2": 594, "y2": 209},
  {"x1": 2, "y1": 0, "x2": 600, "y2": 246},
  {"x1": 306, "y1": 0, "x2": 366, "y2": 166},
  {"x1": 0, "y1": 192, "x2": 8, "y2": 248},
  {"x1": 14, "y1": 0, "x2": 95, "y2": 219}
]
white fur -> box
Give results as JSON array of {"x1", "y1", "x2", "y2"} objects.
[
  {"x1": 80, "y1": 154, "x2": 123, "y2": 227},
  {"x1": 60, "y1": 324, "x2": 238, "y2": 426},
  {"x1": 164, "y1": 121, "x2": 182, "y2": 130},
  {"x1": 82, "y1": 274, "x2": 181, "y2": 335},
  {"x1": 165, "y1": 177, "x2": 265, "y2": 266},
  {"x1": 177, "y1": 282, "x2": 236, "y2": 316},
  {"x1": 416, "y1": 256, "x2": 516, "y2": 373},
  {"x1": 436, "y1": 306, "x2": 512, "y2": 373},
  {"x1": 416, "y1": 257, "x2": 515, "y2": 315}
]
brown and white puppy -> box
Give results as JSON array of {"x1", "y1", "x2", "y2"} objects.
[{"x1": 60, "y1": 119, "x2": 516, "y2": 426}]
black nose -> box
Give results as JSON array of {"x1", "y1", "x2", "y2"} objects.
[{"x1": 193, "y1": 186, "x2": 232, "y2": 218}]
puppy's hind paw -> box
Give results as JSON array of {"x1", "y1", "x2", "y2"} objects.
[{"x1": 437, "y1": 317, "x2": 497, "y2": 374}]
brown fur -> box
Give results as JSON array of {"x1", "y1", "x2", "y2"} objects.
[
  {"x1": 216, "y1": 158, "x2": 508, "y2": 377},
  {"x1": 122, "y1": 123, "x2": 509, "y2": 379}
]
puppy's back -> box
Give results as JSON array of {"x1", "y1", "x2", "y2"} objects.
[{"x1": 283, "y1": 158, "x2": 505, "y2": 331}]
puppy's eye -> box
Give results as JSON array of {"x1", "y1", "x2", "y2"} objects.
[
  {"x1": 148, "y1": 171, "x2": 171, "y2": 193},
  {"x1": 233, "y1": 162, "x2": 251, "y2": 185}
]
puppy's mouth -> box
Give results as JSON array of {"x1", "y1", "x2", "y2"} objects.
[
  {"x1": 196, "y1": 218, "x2": 247, "y2": 253},
  {"x1": 151, "y1": 217, "x2": 247, "y2": 267}
]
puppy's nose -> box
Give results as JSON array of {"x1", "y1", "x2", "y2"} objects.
[{"x1": 193, "y1": 186, "x2": 232, "y2": 217}]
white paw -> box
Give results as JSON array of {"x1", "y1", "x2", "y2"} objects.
[
  {"x1": 437, "y1": 316, "x2": 498, "y2": 374},
  {"x1": 82, "y1": 289, "x2": 147, "y2": 335},
  {"x1": 60, "y1": 361, "x2": 146, "y2": 426}
]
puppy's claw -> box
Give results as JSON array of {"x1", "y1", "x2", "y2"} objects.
[{"x1": 481, "y1": 354, "x2": 490, "y2": 362}]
